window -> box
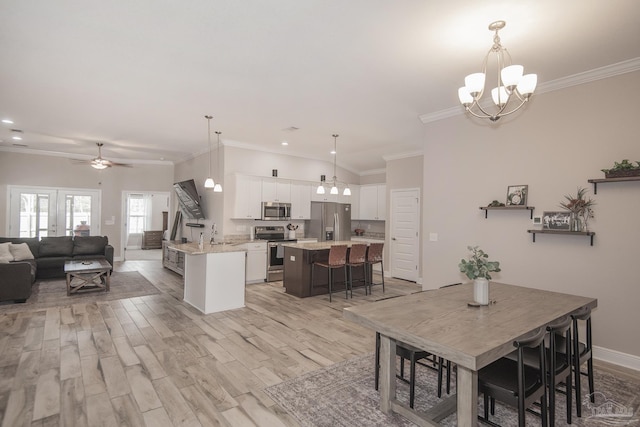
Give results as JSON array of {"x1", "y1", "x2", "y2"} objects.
[{"x1": 128, "y1": 194, "x2": 146, "y2": 234}]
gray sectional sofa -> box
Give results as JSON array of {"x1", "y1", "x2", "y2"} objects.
[{"x1": 0, "y1": 236, "x2": 114, "y2": 303}]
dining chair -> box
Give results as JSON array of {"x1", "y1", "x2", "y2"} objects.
[
  {"x1": 553, "y1": 306, "x2": 594, "y2": 417},
  {"x1": 374, "y1": 332, "x2": 451, "y2": 408},
  {"x1": 346, "y1": 244, "x2": 367, "y2": 296},
  {"x1": 478, "y1": 327, "x2": 548, "y2": 427},
  {"x1": 364, "y1": 243, "x2": 384, "y2": 294},
  {"x1": 311, "y1": 245, "x2": 348, "y2": 302}
]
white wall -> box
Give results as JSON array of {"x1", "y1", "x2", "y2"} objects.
[
  {"x1": 0, "y1": 151, "x2": 174, "y2": 259},
  {"x1": 420, "y1": 71, "x2": 640, "y2": 363}
]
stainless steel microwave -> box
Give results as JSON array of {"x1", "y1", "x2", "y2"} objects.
[{"x1": 261, "y1": 202, "x2": 291, "y2": 221}]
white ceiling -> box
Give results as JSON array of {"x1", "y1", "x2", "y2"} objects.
[{"x1": 1, "y1": 0, "x2": 639, "y2": 174}]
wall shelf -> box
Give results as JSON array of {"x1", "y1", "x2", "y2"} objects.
[
  {"x1": 587, "y1": 176, "x2": 640, "y2": 194},
  {"x1": 527, "y1": 229, "x2": 595, "y2": 246},
  {"x1": 480, "y1": 206, "x2": 535, "y2": 219}
]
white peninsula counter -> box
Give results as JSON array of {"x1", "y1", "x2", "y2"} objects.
[{"x1": 167, "y1": 242, "x2": 246, "y2": 314}]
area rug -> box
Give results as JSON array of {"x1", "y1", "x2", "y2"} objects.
[
  {"x1": 264, "y1": 353, "x2": 640, "y2": 427},
  {"x1": 0, "y1": 271, "x2": 160, "y2": 314}
]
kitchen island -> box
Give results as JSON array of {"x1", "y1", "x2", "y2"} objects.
[
  {"x1": 167, "y1": 242, "x2": 246, "y2": 314},
  {"x1": 282, "y1": 240, "x2": 369, "y2": 298}
]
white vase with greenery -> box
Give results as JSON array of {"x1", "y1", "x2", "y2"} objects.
[{"x1": 458, "y1": 246, "x2": 501, "y2": 305}]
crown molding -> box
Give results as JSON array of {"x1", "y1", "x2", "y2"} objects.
[
  {"x1": 0, "y1": 145, "x2": 174, "y2": 166},
  {"x1": 383, "y1": 150, "x2": 424, "y2": 162},
  {"x1": 419, "y1": 57, "x2": 640, "y2": 124}
]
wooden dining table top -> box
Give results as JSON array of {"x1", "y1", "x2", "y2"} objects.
[{"x1": 344, "y1": 281, "x2": 597, "y2": 371}]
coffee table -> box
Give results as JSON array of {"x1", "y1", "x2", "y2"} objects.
[{"x1": 64, "y1": 259, "x2": 112, "y2": 296}]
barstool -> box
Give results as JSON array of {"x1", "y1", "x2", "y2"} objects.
[
  {"x1": 311, "y1": 245, "x2": 348, "y2": 302},
  {"x1": 346, "y1": 244, "x2": 367, "y2": 296},
  {"x1": 365, "y1": 243, "x2": 384, "y2": 294}
]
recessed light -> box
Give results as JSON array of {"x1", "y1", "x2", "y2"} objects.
[
  {"x1": 281, "y1": 141, "x2": 288, "y2": 146},
  {"x1": 12, "y1": 135, "x2": 22, "y2": 141},
  {"x1": 330, "y1": 150, "x2": 336, "y2": 154},
  {"x1": 2, "y1": 119, "x2": 14, "y2": 124}
]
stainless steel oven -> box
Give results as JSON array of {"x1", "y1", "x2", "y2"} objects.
[
  {"x1": 255, "y1": 226, "x2": 297, "y2": 282},
  {"x1": 261, "y1": 202, "x2": 291, "y2": 221}
]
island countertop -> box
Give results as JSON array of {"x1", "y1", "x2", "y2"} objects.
[
  {"x1": 281, "y1": 240, "x2": 367, "y2": 251},
  {"x1": 166, "y1": 242, "x2": 247, "y2": 255}
]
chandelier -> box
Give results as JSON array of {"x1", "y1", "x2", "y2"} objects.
[
  {"x1": 457, "y1": 21, "x2": 537, "y2": 122},
  {"x1": 316, "y1": 134, "x2": 351, "y2": 196},
  {"x1": 203, "y1": 115, "x2": 215, "y2": 189}
]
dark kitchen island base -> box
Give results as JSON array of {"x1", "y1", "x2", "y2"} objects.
[{"x1": 283, "y1": 243, "x2": 369, "y2": 298}]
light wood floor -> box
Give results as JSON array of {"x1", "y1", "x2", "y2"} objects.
[
  {"x1": 0, "y1": 260, "x2": 421, "y2": 427},
  {"x1": 2, "y1": 261, "x2": 638, "y2": 427}
]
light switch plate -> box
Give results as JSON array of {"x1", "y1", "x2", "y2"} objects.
[
  {"x1": 429, "y1": 233, "x2": 438, "y2": 242},
  {"x1": 290, "y1": 255, "x2": 295, "y2": 261}
]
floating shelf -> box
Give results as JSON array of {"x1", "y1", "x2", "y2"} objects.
[
  {"x1": 527, "y1": 229, "x2": 595, "y2": 246},
  {"x1": 587, "y1": 176, "x2": 640, "y2": 194},
  {"x1": 479, "y1": 206, "x2": 535, "y2": 219}
]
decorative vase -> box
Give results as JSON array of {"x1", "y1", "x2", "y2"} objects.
[
  {"x1": 473, "y1": 278, "x2": 490, "y2": 305},
  {"x1": 570, "y1": 212, "x2": 583, "y2": 232}
]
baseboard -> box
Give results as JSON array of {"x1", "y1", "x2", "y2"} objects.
[{"x1": 594, "y1": 345, "x2": 640, "y2": 372}]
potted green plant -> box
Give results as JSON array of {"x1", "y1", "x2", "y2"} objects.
[
  {"x1": 459, "y1": 246, "x2": 501, "y2": 305},
  {"x1": 601, "y1": 159, "x2": 640, "y2": 178}
]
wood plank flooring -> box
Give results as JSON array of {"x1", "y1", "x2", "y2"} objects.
[
  {"x1": 0, "y1": 260, "x2": 420, "y2": 426},
  {"x1": 3, "y1": 261, "x2": 638, "y2": 426}
]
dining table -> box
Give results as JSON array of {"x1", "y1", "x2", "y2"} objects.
[{"x1": 343, "y1": 281, "x2": 597, "y2": 427}]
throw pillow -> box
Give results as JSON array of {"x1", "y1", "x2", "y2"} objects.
[
  {"x1": 10, "y1": 242, "x2": 35, "y2": 261},
  {"x1": 0, "y1": 242, "x2": 13, "y2": 263},
  {"x1": 39, "y1": 236, "x2": 74, "y2": 257}
]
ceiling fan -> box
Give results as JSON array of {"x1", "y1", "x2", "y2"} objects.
[{"x1": 72, "y1": 142, "x2": 132, "y2": 169}]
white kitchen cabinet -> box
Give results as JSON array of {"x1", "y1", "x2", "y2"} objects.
[
  {"x1": 262, "y1": 178, "x2": 291, "y2": 202},
  {"x1": 230, "y1": 174, "x2": 262, "y2": 219},
  {"x1": 243, "y1": 241, "x2": 267, "y2": 283},
  {"x1": 290, "y1": 182, "x2": 312, "y2": 219},
  {"x1": 345, "y1": 185, "x2": 359, "y2": 219},
  {"x1": 359, "y1": 184, "x2": 386, "y2": 220}
]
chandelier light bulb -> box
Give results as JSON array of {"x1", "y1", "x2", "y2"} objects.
[
  {"x1": 330, "y1": 185, "x2": 338, "y2": 195},
  {"x1": 343, "y1": 187, "x2": 351, "y2": 196},
  {"x1": 204, "y1": 177, "x2": 215, "y2": 188},
  {"x1": 316, "y1": 185, "x2": 325, "y2": 194},
  {"x1": 213, "y1": 183, "x2": 222, "y2": 192}
]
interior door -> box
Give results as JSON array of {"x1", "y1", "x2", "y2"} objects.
[
  {"x1": 8, "y1": 186, "x2": 100, "y2": 238},
  {"x1": 390, "y1": 189, "x2": 419, "y2": 281}
]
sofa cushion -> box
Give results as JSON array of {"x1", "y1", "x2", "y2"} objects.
[
  {"x1": 10, "y1": 242, "x2": 35, "y2": 261},
  {"x1": 0, "y1": 237, "x2": 39, "y2": 258},
  {"x1": 39, "y1": 236, "x2": 74, "y2": 257},
  {"x1": 73, "y1": 236, "x2": 108, "y2": 256},
  {"x1": 0, "y1": 242, "x2": 12, "y2": 263},
  {"x1": 36, "y1": 256, "x2": 72, "y2": 270}
]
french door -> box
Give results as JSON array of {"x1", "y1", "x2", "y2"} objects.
[{"x1": 8, "y1": 186, "x2": 101, "y2": 238}]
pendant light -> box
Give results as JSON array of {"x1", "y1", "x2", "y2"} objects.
[
  {"x1": 316, "y1": 175, "x2": 326, "y2": 194},
  {"x1": 203, "y1": 115, "x2": 215, "y2": 189},
  {"x1": 213, "y1": 131, "x2": 222, "y2": 192},
  {"x1": 316, "y1": 134, "x2": 350, "y2": 196}
]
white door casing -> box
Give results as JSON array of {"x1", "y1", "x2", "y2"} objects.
[
  {"x1": 390, "y1": 188, "x2": 419, "y2": 281},
  {"x1": 8, "y1": 186, "x2": 101, "y2": 238}
]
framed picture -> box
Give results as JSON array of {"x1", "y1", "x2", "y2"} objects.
[
  {"x1": 542, "y1": 211, "x2": 571, "y2": 230},
  {"x1": 506, "y1": 185, "x2": 528, "y2": 206},
  {"x1": 532, "y1": 215, "x2": 542, "y2": 226}
]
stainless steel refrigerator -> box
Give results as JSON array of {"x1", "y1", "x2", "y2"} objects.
[{"x1": 309, "y1": 202, "x2": 352, "y2": 242}]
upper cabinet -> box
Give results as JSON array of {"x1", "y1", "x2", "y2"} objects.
[
  {"x1": 290, "y1": 182, "x2": 312, "y2": 219},
  {"x1": 359, "y1": 184, "x2": 386, "y2": 220},
  {"x1": 261, "y1": 178, "x2": 291, "y2": 202},
  {"x1": 229, "y1": 174, "x2": 262, "y2": 219}
]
